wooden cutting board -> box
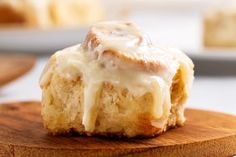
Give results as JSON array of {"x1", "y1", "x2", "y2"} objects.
[
  {"x1": 0, "y1": 55, "x2": 35, "y2": 86},
  {"x1": 0, "y1": 101, "x2": 235, "y2": 157}
]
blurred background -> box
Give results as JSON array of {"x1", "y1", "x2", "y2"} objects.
[{"x1": 0, "y1": 0, "x2": 235, "y2": 114}]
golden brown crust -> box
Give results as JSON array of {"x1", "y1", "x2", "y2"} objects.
[
  {"x1": 0, "y1": 4, "x2": 25, "y2": 26},
  {"x1": 102, "y1": 50, "x2": 166, "y2": 73}
]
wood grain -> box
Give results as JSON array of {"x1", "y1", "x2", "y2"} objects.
[
  {"x1": 0, "y1": 55, "x2": 35, "y2": 86},
  {"x1": 0, "y1": 101, "x2": 235, "y2": 157}
]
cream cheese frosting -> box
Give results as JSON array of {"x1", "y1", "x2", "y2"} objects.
[{"x1": 40, "y1": 21, "x2": 194, "y2": 132}]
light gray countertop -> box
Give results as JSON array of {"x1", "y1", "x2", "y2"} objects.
[{"x1": 0, "y1": 57, "x2": 235, "y2": 115}]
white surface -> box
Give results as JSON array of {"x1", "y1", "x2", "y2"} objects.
[
  {"x1": 0, "y1": 28, "x2": 87, "y2": 53},
  {"x1": 0, "y1": 57, "x2": 235, "y2": 115}
]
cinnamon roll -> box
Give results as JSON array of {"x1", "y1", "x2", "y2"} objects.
[
  {"x1": 204, "y1": 8, "x2": 236, "y2": 48},
  {"x1": 0, "y1": 0, "x2": 104, "y2": 29},
  {"x1": 40, "y1": 21, "x2": 194, "y2": 137}
]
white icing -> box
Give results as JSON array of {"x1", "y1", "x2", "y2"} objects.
[
  {"x1": 53, "y1": 47, "x2": 174, "y2": 131},
  {"x1": 40, "y1": 21, "x2": 194, "y2": 132}
]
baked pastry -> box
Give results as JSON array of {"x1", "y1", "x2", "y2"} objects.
[
  {"x1": 40, "y1": 21, "x2": 194, "y2": 137},
  {"x1": 204, "y1": 8, "x2": 236, "y2": 47},
  {"x1": 0, "y1": 0, "x2": 52, "y2": 28},
  {"x1": 50, "y1": 0, "x2": 104, "y2": 28},
  {"x1": 0, "y1": 0, "x2": 104, "y2": 29}
]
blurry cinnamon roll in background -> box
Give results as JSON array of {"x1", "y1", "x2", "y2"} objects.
[
  {"x1": 204, "y1": 7, "x2": 236, "y2": 48},
  {"x1": 0, "y1": 0, "x2": 105, "y2": 29}
]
